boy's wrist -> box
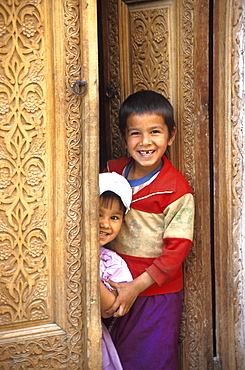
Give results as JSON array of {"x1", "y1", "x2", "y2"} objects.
[{"x1": 133, "y1": 271, "x2": 155, "y2": 294}]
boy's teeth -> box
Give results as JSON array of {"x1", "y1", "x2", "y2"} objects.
[{"x1": 140, "y1": 150, "x2": 153, "y2": 154}]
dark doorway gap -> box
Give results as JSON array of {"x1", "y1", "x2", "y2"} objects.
[
  {"x1": 209, "y1": 0, "x2": 216, "y2": 359},
  {"x1": 97, "y1": 0, "x2": 107, "y2": 172}
]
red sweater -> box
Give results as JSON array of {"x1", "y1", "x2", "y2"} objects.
[{"x1": 106, "y1": 156, "x2": 194, "y2": 295}]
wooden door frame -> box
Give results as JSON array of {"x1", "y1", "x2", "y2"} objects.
[
  {"x1": 213, "y1": 0, "x2": 245, "y2": 368},
  {"x1": 0, "y1": 0, "x2": 101, "y2": 368}
]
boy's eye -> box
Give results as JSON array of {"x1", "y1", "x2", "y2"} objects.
[{"x1": 151, "y1": 129, "x2": 160, "y2": 134}]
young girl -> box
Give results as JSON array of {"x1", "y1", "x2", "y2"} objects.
[
  {"x1": 103, "y1": 90, "x2": 195, "y2": 369},
  {"x1": 99, "y1": 172, "x2": 133, "y2": 370}
]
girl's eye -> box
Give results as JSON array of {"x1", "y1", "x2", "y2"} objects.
[
  {"x1": 111, "y1": 215, "x2": 119, "y2": 220},
  {"x1": 130, "y1": 131, "x2": 140, "y2": 136}
]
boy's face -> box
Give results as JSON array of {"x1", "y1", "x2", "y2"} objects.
[
  {"x1": 99, "y1": 197, "x2": 124, "y2": 246},
  {"x1": 125, "y1": 113, "x2": 176, "y2": 174}
]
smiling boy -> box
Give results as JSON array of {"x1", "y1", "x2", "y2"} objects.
[{"x1": 103, "y1": 90, "x2": 195, "y2": 370}]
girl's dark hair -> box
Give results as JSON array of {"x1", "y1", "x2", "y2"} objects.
[
  {"x1": 100, "y1": 191, "x2": 126, "y2": 215},
  {"x1": 119, "y1": 90, "x2": 176, "y2": 137}
]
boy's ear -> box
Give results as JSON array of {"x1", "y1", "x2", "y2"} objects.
[{"x1": 168, "y1": 127, "x2": 177, "y2": 146}]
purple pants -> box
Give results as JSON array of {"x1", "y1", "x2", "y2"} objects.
[{"x1": 109, "y1": 291, "x2": 183, "y2": 370}]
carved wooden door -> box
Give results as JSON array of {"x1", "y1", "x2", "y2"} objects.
[
  {"x1": 98, "y1": 0, "x2": 213, "y2": 368},
  {"x1": 0, "y1": 1, "x2": 101, "y2": 369}
]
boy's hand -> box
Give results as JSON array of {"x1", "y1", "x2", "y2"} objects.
[
  {"x1": 105, "y1": 272, "x2": 155, "y2": 317},
  {"x1": 104, "y1": 280, "x2": 138, "y2": 317}
]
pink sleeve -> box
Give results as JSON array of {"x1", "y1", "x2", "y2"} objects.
[{"x1": 100, "y1": 247, "x2": 133, "y2": 291}]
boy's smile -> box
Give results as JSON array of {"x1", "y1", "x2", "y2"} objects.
[{"x1": 125, "y1": 113, "x2": 176, "y2": 178}]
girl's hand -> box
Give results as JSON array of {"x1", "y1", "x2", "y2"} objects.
[{"x1": 105, "y1": 271, "x2": 155, "y2": 317}]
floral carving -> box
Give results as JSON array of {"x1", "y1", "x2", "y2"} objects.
[
  {"x1": 0, "y1": 93, "x2": 9, "y2": 115},
  {"x1": 26, "y1": 164, "x2": 43, "y2": 186},
  {"x1": 0, "y1": 13, "x2": 6, "y2": 37},
  {"x1": 22, "y1": 15, "x2": 38, "y2": 38},
  {"x1": 0, "y1": 0, "x2": 48, "y2": 326},
  {"x1": 154, "y1": 24, "x2": 165, "y2": 43},
  {"x1": 129, "y1": 7, "x2": 169, "y2": 96},
  {"x1": 0, "y1": 166, "x2": 11, "y2": 188},
  {"x1": 24, "y1": 92, "x2": 41, "y2": 113},
  {"x1": 0, "y1": 237, "x2": 12, "y2": 260},
  {"x1": 134, "y1": 25, "x2": 145, "y2": 45},
  {"x1": 0, "y1": 0, "x2": 85, "y2": 367},
  {"x1": 0, "y1": 284, "x2": 8, "y2": 305},
  {"x1": 28, "y1": 236, "x2": 44, "y2": 258}
]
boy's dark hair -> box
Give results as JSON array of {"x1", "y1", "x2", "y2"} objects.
[
  {"x1": 119, "y1": 90, "x2": 176, "y2": 137},
  {"x1": 100, "y1": 191, "x2": 126, "y2": 216}
]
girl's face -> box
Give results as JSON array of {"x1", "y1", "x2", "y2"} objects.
[
  {"x1": 99, "y1": 197, "x2": 124, "y2": 246},
  {"x1": 125, "y1": 113, "x2": 176, "y2": 175}
]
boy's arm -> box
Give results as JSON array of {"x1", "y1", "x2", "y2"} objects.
[
  {"x1": 146, "y1": 193, "x2": 194, "y2": 286},
  {"x1": 105, "y1": 271, "x2": 155, "y2": 317}
]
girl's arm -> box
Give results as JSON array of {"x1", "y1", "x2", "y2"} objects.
[{"x1": 100, "y1": 280, "x2": 117, "y2": 318}]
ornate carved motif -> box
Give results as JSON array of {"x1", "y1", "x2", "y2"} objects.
[
  {"x1": 0, "y1": 0, "x2": 84, "y2": 367},
  {"x1": 0, "y1": 0, "x2": 49, "y2": 326},
  {"x1": 130, "y1": 7, "x2": 170, "y2": 97},
  {"x1": 0, "y1": 336, "x2": 70, "y2": 369}
]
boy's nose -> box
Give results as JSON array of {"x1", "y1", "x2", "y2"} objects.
[{"x1": 141, "y1": 134, "x2": 152, "y2": 145}]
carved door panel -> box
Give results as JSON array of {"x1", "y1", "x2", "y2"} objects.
[
  {"x1": 0, "y1": 1, "x2": 100, "y2": 369},
  {"x1": 98, "y1": 0, "x2": 213, "y2": 368}
]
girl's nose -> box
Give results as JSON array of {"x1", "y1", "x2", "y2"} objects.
[{"x1": 100, "y1": 217, "x2": 110, "y2": 228}]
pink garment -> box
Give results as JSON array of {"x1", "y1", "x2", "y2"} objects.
[{"x1": 100, "y1": 246, "x2": 133, "y2": 370}]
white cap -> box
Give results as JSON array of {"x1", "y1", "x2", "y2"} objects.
[{"x1": 99, "y1": 172, "x2": 132, "y2": 213}]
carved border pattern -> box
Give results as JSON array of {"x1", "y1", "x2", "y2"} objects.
[
  {"x1": 107, "y1": 0, "x2": 125, "y2": 159},
  {"x1": 63, "y1": 0, "x2": 84, "y2": 366},
  {"x1": 181, "y1": 0, "x2": 195, "y2": 188},
  {"x1": 179, "y1": 1, "x2": 198, "y2": 369},
  {"x1": 231, "y1": 0, "x2": 244, "y2": 367},
  {"x1": 0, "y1": 336, "x2": 70, "y2": 369}
]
